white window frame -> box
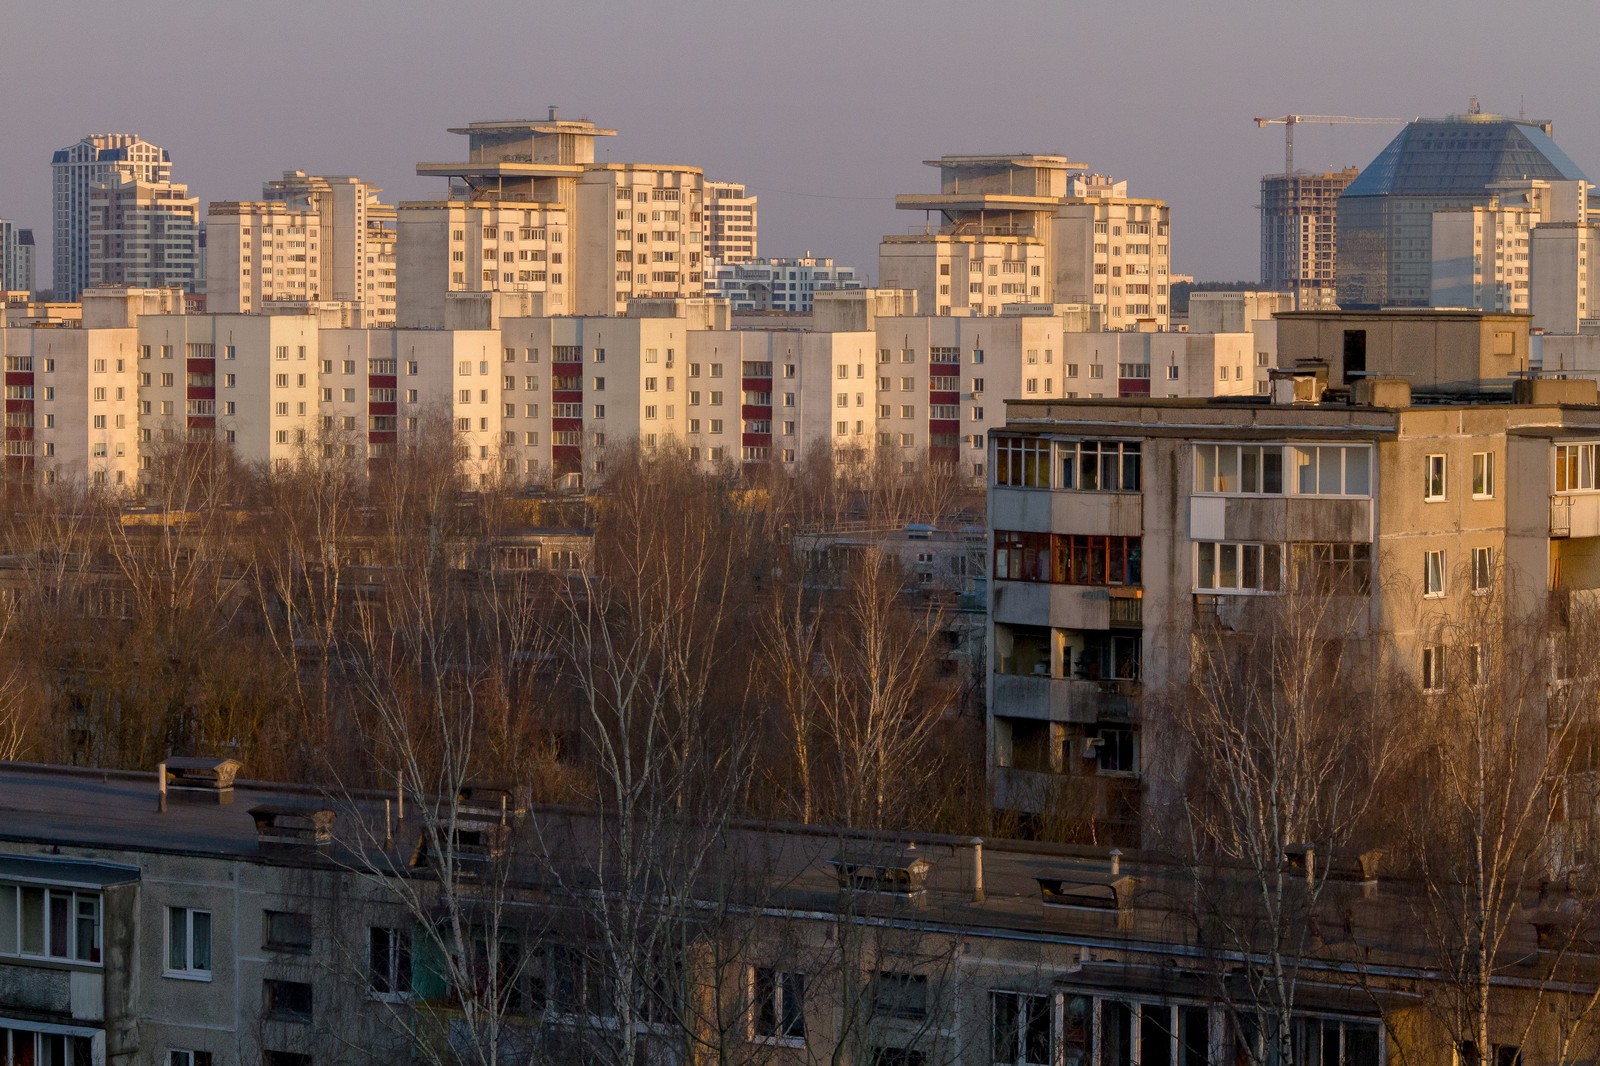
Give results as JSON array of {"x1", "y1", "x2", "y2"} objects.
[
  {"x1": 1425, "y1": 453, "x2": 1447, "y2": 502},
  {"x1": 1423, "y1": 645, "x2": 1446, "y2": 693},
  {"x1": 165, "y1": 906, "x2": 213, "y2": 981},
  {"x1": 749, "y1": 966, "x2": 806, "y2": 1045},
  {"x1": 1470, "y1": 546, "x2": 1493, "y2": 594},
  {"x1": 1472, "y1": 451, "x2": 1495, "y2": 499},
  {"x1": 1424, "y1": 549, "x2": 1447, "y2": 598}
]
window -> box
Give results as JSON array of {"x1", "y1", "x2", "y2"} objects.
[
  {"x1": 1425, "y1": 454, "x2": 1447, "y2": 501},
  {"x1": 1060, "y1": 440, "x2": 1141, "y2": 492},
  {"x1": 0, "y1": 885, "x2": 100, "y2": 963},
  {"x1": 1473, "y1": 451, "x2": 1495, "y2": 498},
  {"x1": 751, "y1": 967, "x2": 805, "y2": 1041},
  {"x1": 264, "y1": 910, "x2": 312, "y2": 953},
  {"x1": 1471, "y1": 546, "x2": 1493, "y2": 593},
  {"x1": 1423, "y1": 646, "x2": 1446, "y2": 693},
  {"x1": 1295, "y1": 444, "x2": 1370, "y2": 496},
  {"x1": 1094, "y1": 725, "x2": 1138, "y2": 774},
  {"x1": 167, "y1": 907, "x2": 212, "y2": 978},
  {"x1": 993, "y1": 992, "x2": 1052, "y2": 1066},
  {"x1": 1555, "y1": 443, "x2": 1600, "y2": 492},
  {"x1": 1195, "y1": 542, "x2": 1283, "y2": 593},
  {"x1": 1425, "y1": 549, "x2": 1447, "y2": 598},
  {"x1": 1290, "y1": 543, "x2": 1372, "y2": 595},
  {"x1": 265, "y1": 979, "x2": 314, "y2": 1021},
  {"x1": 995, "y1": 532, "x2": 1142, "y2": 586},
  {"x1": 873, "y1": 972, "x2": 928, "y2": 1020},
  {"x1": 1195, "y1": 443, "x2": 1282, "y2": 494},
  {"x1": 993, "y1": 436, "x2": 1050, "y2": 487},
  {"x1": 169, "y1": 1052, "x2": 213, "y2": 1066},
  {"x1": 369, "y1": 926, "x2": 411, "y2": 998}
]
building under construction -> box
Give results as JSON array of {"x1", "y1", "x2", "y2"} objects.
[{"x1": 1259, "y1": 167, "x2": 1357, "y2": 309}]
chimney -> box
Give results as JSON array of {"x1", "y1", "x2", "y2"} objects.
[
  {"x1": 161, "y1": 757, "x2": 242, "y2": 805},
  {"x1": 249, "y1": 803, "x2": 335, "y2": 853},
  {"x1": 548, "y1": 105, "x2": 559, "y2": 121}
]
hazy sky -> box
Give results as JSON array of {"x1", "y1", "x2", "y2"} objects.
[{"x1": 5, "y1": 0, "x2": 1598, "y2": 286}]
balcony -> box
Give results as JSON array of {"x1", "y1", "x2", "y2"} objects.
[
  {"x1": 991, "y1": 766, "x2": 1142, "y2": 842},
  {"x1": 992, "y1": 673, "x2": 1139, "y2": 724},
  {"x1": 1550, "y1": 494, "x2": 1600, "y2": 539},
  {"x1": 991, "y1": 488, "x2": 1142, "y2": 537}
]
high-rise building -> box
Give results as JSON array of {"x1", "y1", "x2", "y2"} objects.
[
  {"x1": 704, "y1": 180, "x2": 757, "y2": 263},
  {"x1": 400, "y1": 111, "x2": 707, "y2": 325},
  {"x1": 207, "y1": 172, "x2": 396, "y2": 325},
  {"x1": 265, "y1": 172, "x2": 396, "y2": 324},
  {"x1": 881, "y1": 156, "x2": 1170, "y2": 328},
  {"x1": 87, "y1": 172, "x2": 199, "y2": 291},
  {"x1": 1258, "y1": 167, "x2": 1357, "y2": 309},
  {"x1": 0, "y1": 222, "x2": 35, "y2": 295},
  {"x1": 205, "y1": 201, "x2": 321, "y2": 312},
  {"x1": 1337, "y1": 110, "x2": 1588, "y2": 308},
  {"x1": 51, "y1": 134, "x2": 172, "y2": 299},
  {"x1": 1431, "y1": 178, "x2": 1587, "y2": 313}
]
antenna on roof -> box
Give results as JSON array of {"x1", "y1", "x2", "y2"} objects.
[{"x1": 1520, "y1": 95, "x2": 1527, "y2": 121}]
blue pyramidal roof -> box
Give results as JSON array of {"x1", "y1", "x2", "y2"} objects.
[{"x1": 1343, "y1": 116, "x2": 1588, "y2": 198}]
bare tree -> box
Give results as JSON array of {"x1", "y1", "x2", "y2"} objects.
[
  {"x1": 1392, "y1": 567, "x2": 1600, "y2": 1066},
  {"x1": 1164, "y1": 582, "x2": 1400, "y2": 1065}
]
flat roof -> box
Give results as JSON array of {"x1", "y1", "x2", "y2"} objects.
[
  {"x1": 895, "y1": 193, "x2": 1062, "y2": 211},
  {"x1": 1274, "y1": 308, "x2": 1531, "y2": 322},
  {"x1": 447, "y1": 121, "x2": 617, "y2": 137},
  {"x1": 923, "y1": 155, "x2": 1087, "y2": 170},
  {"x1": 416, "y1": 162, "x2": 585, "y2": 179}
]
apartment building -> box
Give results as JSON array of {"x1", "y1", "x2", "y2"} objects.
[
  {"x1": 205, "y1": 201, "x2": 321, "y2": 312},
  {"x1": 703, "y1": 179, "x2": 757, "y2": 263},
  {"x1": 1259, "y1": 167, "x2": 1358, "y2": 310},
  {"x1": 402, "y1": 112, "x2": 707, "y2": 325},
  {"x1": 0, "y1": 757, "x2": 1594, "y2": 1066},
  {"x1": 52, "y1": 134, "x2": 174, "y2": 300},
  {"x1": 208, "y1": 173, "x2": 396, "y2": 326},
  {"x1": 986, "y1": 310, "x2": 1593, "y2": 846},
  {"x1": 395, "y1": 199, "x2": 570, "y2": 328},
  {"x1": 0, "y1": 288, "x2": 1280, "y2": 493},
  {"x1": 883, "y1": 156, "x2": 1171, "y2": 328},
  {"x1": 87, "y1": 172, "x2": 199, "y2": 292},
  {"x1": 573, "y1": 163, "x2": 707, "y2": 316},
  {"x1": 1431, "y1": 178, "x2": 1587, "y2": 313},
  {"x1": 265, "y1": 171, "x2": 396, "y2": 325},
  {"x1": 685, "y1": 321, "x2": 876, "y2": 468},
  {"x1": 705, "y1": 256, "x2": 864, "y2": 312},
  {"x1": 0, "y1": 221, "x2": 35, "y2": 295}
]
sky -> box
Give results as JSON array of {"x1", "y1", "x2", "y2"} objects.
[{"x1": 5, "y1": 0, "x2": 1599, "y2": 287}]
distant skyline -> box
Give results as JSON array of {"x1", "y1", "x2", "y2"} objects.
[{"x1": 5, "y1": 0, "x2": 1598, "y2": 288}]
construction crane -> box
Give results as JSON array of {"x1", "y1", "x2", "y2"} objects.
[{"x1": 1253, "y1": 114, "x2": 1406, "y2": 175}]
